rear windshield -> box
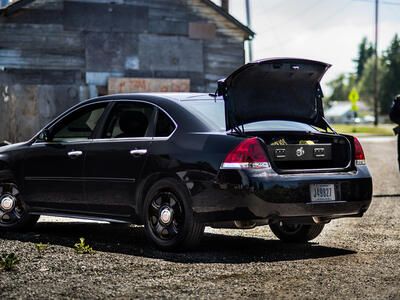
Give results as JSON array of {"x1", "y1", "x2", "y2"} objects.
[
  {"x1": 244, "y1": 120, "x2": 316, "y2": 132},
  {"x1": 181, "y1": 100, "x2": 226, "y2": 131},
  {"x1": 181, "y1": 100, "x2": 316, "y2": 133}
]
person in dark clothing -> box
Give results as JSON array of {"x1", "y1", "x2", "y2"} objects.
[{"x1": 389, "y1": 95, "x2": 400, "y2": 170}]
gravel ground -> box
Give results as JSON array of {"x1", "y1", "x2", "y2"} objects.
[{"x1": 0, "y1": 137, "x2": 399, "y2": 299}]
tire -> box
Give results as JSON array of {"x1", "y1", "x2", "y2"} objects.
[
  {"x1": 269, "y1": 221, "x2": 324, "y2": 243},
  {"x1": 143, "y1": 178, "x2": 204, "y2": 251},
  {"x1": 0, "y1": 183, "x2": 39, "y2": 231}
]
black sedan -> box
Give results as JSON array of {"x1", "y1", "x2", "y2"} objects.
[{"x1": 0, "y1": 58, "x2": 372, "y2": 250}]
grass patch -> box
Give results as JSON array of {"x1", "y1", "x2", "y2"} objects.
[
  {"x1": 35, "y1": 243, "x2": 49, "y2": 257},
  {"x1": 0, "y1": 253, "x2": 19, "y2": 271},
  {"x1": 74, "y1": 237, "x2": 95, "y2": 254},
  {"x1": 332, "y1": 124, "x2": 395, "y2": 136}
]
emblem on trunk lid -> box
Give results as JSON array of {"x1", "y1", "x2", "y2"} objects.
[{"x1": 296, "y1": 147, "x2": 305, "y2": 157}]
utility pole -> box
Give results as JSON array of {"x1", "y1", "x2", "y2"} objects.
[
  {"x1": 245, "y1": 0, "x2": 253, "y2": 62},
  {"x1": 373, "y1": 0, "x2": 379, "y2": 126}
]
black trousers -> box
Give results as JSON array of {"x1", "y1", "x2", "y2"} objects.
[{"x1": 398, "y1": 134, "x2": 400, "y2": 171}]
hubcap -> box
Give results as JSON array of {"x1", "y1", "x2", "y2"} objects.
[
  {"x1": 160, "y1": 207, "x2": 173, "y2": 225},
  {"x1": 1, "y1": 195, "x2": 16, "y2": 211},
  {"x1": 148, "y1": 192, "x2": 184, "y2": 241},
  {"x1": 0, "y1": 184, "x2": 25, "y2": 226}
]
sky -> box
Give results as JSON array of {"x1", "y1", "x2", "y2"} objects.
[{"x1": 221, "y1": 0, "x2": 400, "y2": 93}]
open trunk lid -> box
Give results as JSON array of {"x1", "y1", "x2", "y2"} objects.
[{"x1": 217, "y1": 58, "x2": 331, "y2": 131}]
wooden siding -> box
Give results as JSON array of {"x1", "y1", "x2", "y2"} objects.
[
  {"x1": 138, "y1": 34, "x2": 204, "y2": 73},
  {"x1": 0, "y1": 84, "x2": 80, "y2": 142},
  {"x1": 0, "y1": 0, "x2": 248, "y2": 141}
]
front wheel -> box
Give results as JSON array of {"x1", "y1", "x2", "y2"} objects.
[
  {"x1": 269, "y1": 222, "x2": 324, "y2": 243},
  {"x1": 143, "y1": 178, "x2": 204, "y2": 251},
  {"x1": 0, "y1": 183, "x2": 39, "y2": 231}
]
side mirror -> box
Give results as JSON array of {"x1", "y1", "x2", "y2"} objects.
[{"x1": 38, "y1": 129, "x2": 51, "y2": 142}]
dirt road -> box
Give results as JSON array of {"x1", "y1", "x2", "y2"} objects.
[{"x1": 0, "y1": 137, "x2": 399, "y2": 299}]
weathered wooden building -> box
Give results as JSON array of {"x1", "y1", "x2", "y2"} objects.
[{"x1": 0, "y1": 0, "x2": 253, "y2": 142}]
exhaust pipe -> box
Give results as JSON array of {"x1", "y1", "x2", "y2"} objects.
[
  {"x1": 234, "y1": 220, "x2": 256, "y2": 229},
  {"x1": 312, "y1": 216, "x2": 331, "y2": 224}
]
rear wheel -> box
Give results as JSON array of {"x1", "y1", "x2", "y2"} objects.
[
  {"x1": 269, "y1": 221, "x2": 324, "y2": 243},
  {"x1": 143, "y1": 178, "x2": 204, "y2": 251},
  {"x1": 0, "y1": 183, "x2": 39, "y2": 231}
]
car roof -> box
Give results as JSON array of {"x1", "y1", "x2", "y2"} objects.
[
  {"x1": 57, "y1": 93, "x2": 221, "y2": 135},
  {"x1": 84, "y1": 93, "x2": 223, "y2": 105}
]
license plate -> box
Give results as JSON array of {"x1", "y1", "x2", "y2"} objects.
[{"x1": 310, "y1": 184, "x2": 336, "y2": 202}]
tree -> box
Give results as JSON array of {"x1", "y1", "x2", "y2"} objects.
[
  {"x1": 354, "y1": 37, "x2": 375, "y2": 82},
  {"x1": 356, "y1": 56, "x2": 386, "y2": 108},
  {"x1": 380, "y1": 34, "x2": 400, "y2": 114},
  {"x1": 326, "y1": 73, "x2": 356, "y2": 102}
]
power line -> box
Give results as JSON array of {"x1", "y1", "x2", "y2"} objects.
[
  {"x1": 381, "y1": 1, "x2": 400, "y2": 4},
  {"x1": 256, "y1": 0, "x2": 325, "y2": 36},
  {"x1": 256, "y1": 0, "x2": 354, "y2": 53},
  {"x1": 252, "y1": 0, "x2": 297, "y2": 18},
  {"x1": 353, "y1": 0, "x2": 400, "y2": 5}
]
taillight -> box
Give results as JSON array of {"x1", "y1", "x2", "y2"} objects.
[
  {"x1": 221, "y1": 137, "x2": 271, "y2": 169},
  {"x1": 353, "y1": 137, "x2": 366, "y2": 165}
]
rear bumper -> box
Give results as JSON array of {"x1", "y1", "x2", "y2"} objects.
[{"x1": 191, "y1": 166, "x2": 373, "y2": 223}]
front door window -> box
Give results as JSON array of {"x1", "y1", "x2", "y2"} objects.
[{"x1": 50, "y1": 104, "x2": 107, "y2": 142}]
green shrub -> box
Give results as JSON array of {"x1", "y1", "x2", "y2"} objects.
[
  {"x1": 74, "y1": 237, "x2": 94, "y2": 254},
  {"x1": 35, "y1": 243, "x2": 49, "y2": 257},
  {"x1": 0, "y1": 253, "x2": 19, "y2": 271}
]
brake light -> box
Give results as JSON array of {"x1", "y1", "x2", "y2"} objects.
[
  {"x1": 221, "y1": 137, "x2": 271, "y2": 169},
  {"x1": 353, "y1": 137, "x2": 366, "y2": 165}
]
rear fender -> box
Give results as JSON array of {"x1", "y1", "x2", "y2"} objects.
[{"x1": 134, "y1": 172, "x2": 189, "y2": 223}]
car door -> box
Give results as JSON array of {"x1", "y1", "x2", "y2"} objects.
[
  {"x1": 83, "y1": 101, "x2": 155, "y2": 218},
  {"x1": 23, "y1": 102, "x2": 108, "y2": 213}
]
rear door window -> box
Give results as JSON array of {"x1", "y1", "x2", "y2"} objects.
[
  {"x1": 102, "y1": 102, "x2": 155, "y2": 139},
  {"x1": 155, "y1": 109, "x2": 176, "y2": 137}
]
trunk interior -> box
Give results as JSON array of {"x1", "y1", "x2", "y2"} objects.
[{"x1": 250, "y1": 131, "x2": 352, "y2": 173}]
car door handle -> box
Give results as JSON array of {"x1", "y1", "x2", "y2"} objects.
[
  {"x1": 67, "y1": 150, "x2": 83, "y2": 158},
  {"x1": 130, "y1": 149, "x2": 147, "y2": 156}
]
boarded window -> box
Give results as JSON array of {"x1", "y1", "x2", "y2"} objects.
[
  {"x1": 108, "y1": 78, "x2": 190, "y2": 94},
  {"x1": 189, "y1": 22, "x2": 216, "y2": 40}
]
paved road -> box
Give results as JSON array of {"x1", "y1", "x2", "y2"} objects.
[
  {"x1": 0, "y1": 137, "x2": 399, "y2": 299},
  {"x1": 359, "y1": 136, "x2": 400, "y2": 196}
]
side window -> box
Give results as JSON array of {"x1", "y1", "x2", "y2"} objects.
[
  {"x1": 155, "y1": 109, "x2": 176, "y2": 137},
  {"x1": 51, "y1": 103, "x2": 107, "y2": 142},
  {"x1": 103, "y1": 102, "x2": 154, "y2": 139}
]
